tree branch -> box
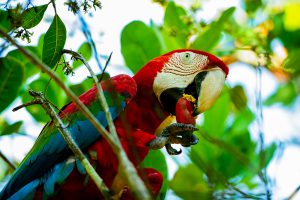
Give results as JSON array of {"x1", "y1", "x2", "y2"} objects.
[
  {"x1": 287, "y1": 185, "x2": 300, "y2": 200},
  {"x1": 0, "y1": 28, "x2": 151, "y2": 200},
  {"x1": 0, "y1": 150, "x2": 16, "y2": 170}
]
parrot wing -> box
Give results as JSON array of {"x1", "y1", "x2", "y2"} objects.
[{"x1": 0, "y1": 75, "x2": 136, "y2": 200}]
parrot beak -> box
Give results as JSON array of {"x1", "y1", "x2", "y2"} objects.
[{"x1": 187, "y1": 67, "x2": 226, "y2": 115}]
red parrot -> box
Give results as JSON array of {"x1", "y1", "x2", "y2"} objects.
[{"x1": 0, "y1": 49, "x2": 228, "y2": 200}]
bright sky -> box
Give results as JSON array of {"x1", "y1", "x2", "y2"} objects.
[{"x1": 1, "y1": 0, "x2": 300, "y2": 199}]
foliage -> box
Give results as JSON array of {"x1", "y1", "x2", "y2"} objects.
[
  {"x1": 42, "y1": 14, "x2": 66, "y2": 69},
  {"x1": 121, "y1": 21, "x2": 161, "y2": 73},
  {"x1": 0, "y1": 0, "x2": 300, "y2": 199}
]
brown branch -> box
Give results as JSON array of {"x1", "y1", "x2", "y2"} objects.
[
  {"x1": 287, "y1": 185, "x2": 300, "y2": 200},
  {"x1": 99, "y1": 51, "x2": 112, "y2": 82},
  {"x1": 0, "y1": 150, "x2": 16, "y2": 170},
  {"x1": 12, "y1": 99, "x2": 40, "y2": 112}
]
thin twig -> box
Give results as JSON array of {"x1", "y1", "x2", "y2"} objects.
[
  {"x1": 12, "y1": 100, "x2": 40, "y2": 112},
  {"x1": 255, "y1": 64, "x2": 272, "y2": 200},
  {"x1": 22, "y1": 90, "x2": 112, "y2": 199},
  {"x1": 0, "y1": 29, "x2": 151, "y2": 200},
  {"x1": 51, "y1": 0, "x2": 57, "y2": 14},
  {"x1": 0, "y1": 150, "x2": 16, "y2": 170},
  {"x1": 62, "y1": 49, "x2": 151, "y2": 199},
  {"x1": 286, "y1": 185, "x2": 300, "y2": 200},
  {"x1": 99, "y1": 52, "x2": 112, "y2": 82}
]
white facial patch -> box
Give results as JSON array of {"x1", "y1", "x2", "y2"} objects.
[
  {"x1": 153, "y1": 51, "x2": 209, "y2": 99},
  {"x1": 153, "y1": 73, "x2": 197, "y2": 99},
  {"x1": 162, "y1": 51, "x2": 208, "y2": 75}
]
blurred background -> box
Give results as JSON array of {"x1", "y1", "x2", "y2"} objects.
[{"x1": 0, "y1": 0, "x2": 300, "y2": 199}]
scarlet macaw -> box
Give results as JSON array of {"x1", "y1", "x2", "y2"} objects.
[{"x1": 0, "y1": 49, "x2": 228, "y2": 200}]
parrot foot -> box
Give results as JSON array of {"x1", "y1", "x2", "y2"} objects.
[
  {"x1": 147, "y1": 123, "x2": 199, "y2": 155},
  {"x1": 165, "y1": 143, "x2": 182, "y2": 155}
]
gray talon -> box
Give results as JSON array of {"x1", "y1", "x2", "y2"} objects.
[
  {"x1": 181, "y1": 133, "x2": 199, "y2": 146},
  {"x1": 166, "y1": 144, "x2": 182, "y2": 155}
]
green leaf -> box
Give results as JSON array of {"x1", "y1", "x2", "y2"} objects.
[
  {"x1": 244, "y1": 0, "x2": 262, "y2": 14},
  {"x1": 191, "y1": 129, "x2": 256, "y2": 181},
  {"x1": 139, "y1": 150, "x2": 168, "y2": 200},
  {"x1": 42, "y1": 14, "x2": 66, "y2": 69},
  {"x1": 150, "y1": 20, "x2": 183, "y2": 53},
  {"x1": 163, "y1": 2, "x2": 189, "y2": 48},
  {"x1": 73, "y1": 42, "x2": 92, "y2": 69},
  {"x1": 260, "y1": 143, "x2": 277, "y2": 168},
  {"x1": 0, "y1": 9, "x2": 13, "y2": 33},
  {"x1": 229, "y1": 85, "x2": 248, "y2": 110},
  {"x1": 202, "y1": 91, "x2": 231, "y2": 137},
  {"x1": 264, "y1": 82, "x2": 298, "y2": 106},
  {"x1": 226, "y1": 130, "x2": 255, "y2": 161},
  {"x1": 21, "y1": 4, "x2": 48, "y2": 29},
  {"x1": 22, "y1": 76, "x2": 67, "y2": 122},
  {"x1": 161, "y1": 30, "x2": 183, "y2": 51},
  {"x1": 0, "y1": 117, "x2": 9, "y2": 132},
  {"x1": 70, "y1": 78, "x2": 93, "y2": 96},
  {"x1": 164, "y1": 2, "x2": 187, "y2": 30},
  {"x1": 6, "y1": 46, "x2": 41, "y2": 78},
  {"x1": 121, "y1": 21, "x2": 161, "y2": 73},
  {"x1": 0, "y1": 121, "x2": 23, "y2": 136},
  {"x1": 283, "y1": 49, "x2": 300, "y2": 75},
  {"x1": 37, "y1": 34, "x2": 45, "y2": 52},
  {"x1": 229, "y1": 109, "x2": 255, "y2": 135},
  {"x1": 190, "y1": 134, "x2": 220, "y2": 173},
  {"x1": 271, "y1": 13, "x2": 300, "y2": 50},
  {"x1": 170, "y1": 164, "x2": 212, "y2": 200},
  {"x1": 190, "y1": 7, "x2": 235, "y2": 51},
  {"x1": 0, "y1": 57, "x2": 24, "y2": 113},
  {"x1": 149, "y1": 21, "x2": 168, "y2": 53}
]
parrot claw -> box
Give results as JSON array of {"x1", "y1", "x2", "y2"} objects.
[
  {"x1": 165, "y1": 144, "x2": 182, "y2": 155},
  {"x1": 147, "y1": 123, "x2": 199, "y2": 155},
  {"x1": 180, "y1": 132, "x2": 199, "y2": 147}
]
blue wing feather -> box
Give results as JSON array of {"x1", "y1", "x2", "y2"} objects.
[
  {"x1": 44, "y1": 160, "x2": 75, "y2": 195},
  {"x1": 7, "y1": 180, "x2": 39, "y2": 200},
  {"x1": 0, "y1": 98, "x2": 126, "y2": 200}
]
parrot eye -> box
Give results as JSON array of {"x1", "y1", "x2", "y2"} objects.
[{"x1": 180, "y1": 52, "x2": 194, "y2": 65}]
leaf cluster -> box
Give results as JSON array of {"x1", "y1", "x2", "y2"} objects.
[{"x1": 0, "y1": 1, "x2": 95, "y2": 123}]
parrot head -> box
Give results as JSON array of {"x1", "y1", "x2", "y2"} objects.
[
  {"x1": 101, "y1": 74, "x2": 137, "y2": 104},
  {"x1": 134, "y1": 49, "x2": 229, "y2": 117}
]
